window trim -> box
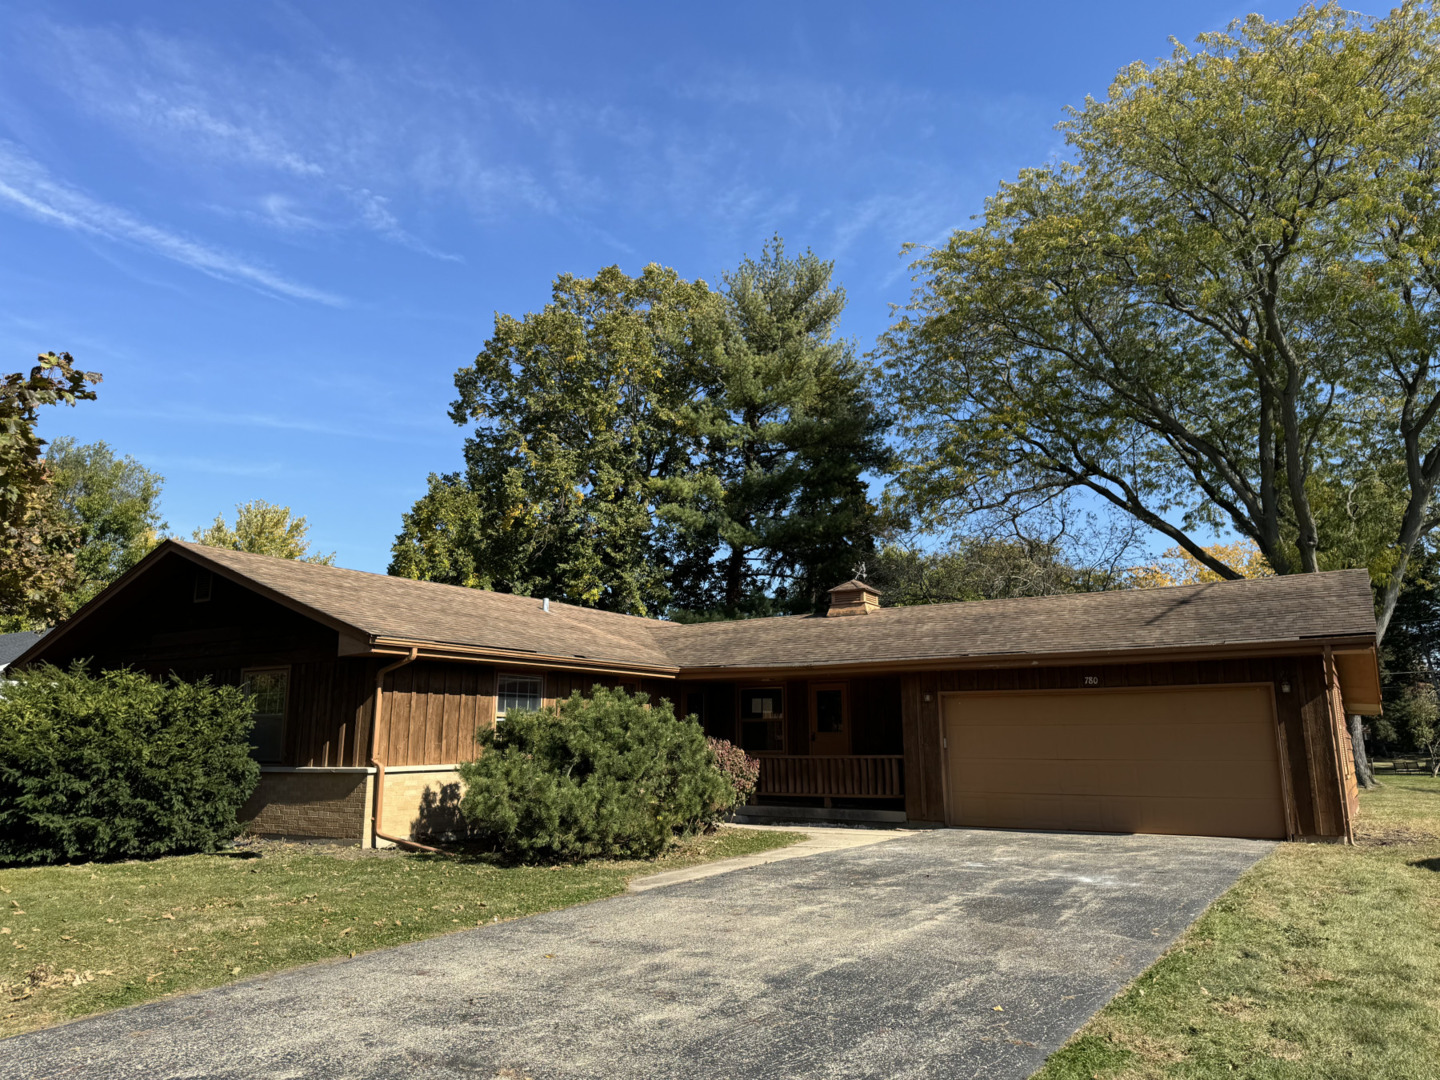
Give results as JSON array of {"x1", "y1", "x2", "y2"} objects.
[
  {"x1": 738, "y1": 684, "x2": 786, "y2": 754},
  {"x1": 242, "y1": 665, "x2": 290, "y2": 764},
  {"x1": 495, "y1": 671, "x2": 545, "y2": 722}
]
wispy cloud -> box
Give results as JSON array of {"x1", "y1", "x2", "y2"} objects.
[
  {"x1": 0, "y1": 142, "x2": 344, "y2": 305},
  {"x1": 105, "y1": 404, "x2": 450, "y2": 445}
]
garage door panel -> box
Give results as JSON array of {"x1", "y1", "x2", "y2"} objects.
[
  {"x1": 943, "y1": 686, "x2": 1285, "y2": 840},
  {"x1": 950, "y1": 757, "x2": 1285, "y2": 800},
  {"x1": 953, "y1": 793, "x2": 1286, "y2": 838},
  {"x1": 953, "y1": 722, "x2": 1277, "y2": 763}
]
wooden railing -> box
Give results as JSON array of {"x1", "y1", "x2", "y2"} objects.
[{"x1": 757, "y1": 755, "x2": 904, "y2": 800}]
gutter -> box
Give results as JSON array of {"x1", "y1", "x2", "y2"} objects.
[
  {"x1": 364, "y1": 636, "x2": 679, "y2": 677},
  {"x1": 367, "y1": 647, "x2": 443, "y2": 853}
]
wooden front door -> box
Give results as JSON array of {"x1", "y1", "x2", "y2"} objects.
[{"x1": 810, "y1": 683, "x2": 850, "y2": 755}]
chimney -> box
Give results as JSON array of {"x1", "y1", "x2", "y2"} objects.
[{"x1": 826, "y1": 579, "x2": 881, "y2": 617}]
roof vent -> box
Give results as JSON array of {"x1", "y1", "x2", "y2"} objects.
[
  {"x1": 543, "y1": 598, "x2": 550, "y2": 613},
  {"x1": 826, "y1": 579, "x2": 881, "y2": 617}
]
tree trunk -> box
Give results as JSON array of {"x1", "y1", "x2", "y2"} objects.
[{"x1": 1349, "y1": 713, "x2": 1376, "y2": 790}]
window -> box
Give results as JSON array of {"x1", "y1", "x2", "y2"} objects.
[
  {"x1": 497, "y1": 673, "x2": 543, "y2": 720},
  {"x1": 684, "y1": 690, "x2": 705, "y2": 726},
  {"x1": 242, "y1": 668, "x2": 288, "y2": 763},
  {"x1": 739, "y1": 687, "x2": 785, "y2": 753}
]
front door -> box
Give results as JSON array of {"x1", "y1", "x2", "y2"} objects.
[{"x1": 810, "y1": 683, "x2": 850, "y2": 755}]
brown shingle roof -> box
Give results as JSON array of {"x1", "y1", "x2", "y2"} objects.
[
  {"x1": 663, "y1": 569, "x2": 1377, "y2": 670},
  {"x1": 161, "y1": 543, "x2": 1376, "y2": 673},
  {"x1": 172, "y1": 542, "x2": 678, "y2": 670}
]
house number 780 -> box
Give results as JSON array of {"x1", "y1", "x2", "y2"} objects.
[{"x1": 1083, "y1": 675, "x2": 1100, "y2": 686}]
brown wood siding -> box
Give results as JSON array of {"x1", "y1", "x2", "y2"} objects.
[
  {"x1": 285, "y1": 659, "x2": 375, "y2": 768},
  {"x1": 901, "y1": 671, "x2": 945, "y2": 823},
  {"x1": 377, "y1": 664, "x2": 685, "y2": 768},
  {"x1": 851, "y1": 676, "x2": 903, "y2": 755},
  {"x1": 904, "y1": 655, "x2": 1351, "y2": 839},
  {"x1": 379, "y1": 661, "x2": 495, "y2": 766},
  {"x1": 787, "y1": 680, "x2": 809, "y2": 755}
]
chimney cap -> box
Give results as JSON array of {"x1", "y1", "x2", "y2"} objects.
[{"x1": 828, "y1": 578, "x2": 881, "y2": 597}]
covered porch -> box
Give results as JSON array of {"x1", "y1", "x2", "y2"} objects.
[{"x1": 684, "y1": 674, "x2": 907, "y2": 813}]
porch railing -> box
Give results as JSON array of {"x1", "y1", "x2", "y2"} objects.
[{"x1": 756, "y1": 755, "x2": 904, "y2": 800}]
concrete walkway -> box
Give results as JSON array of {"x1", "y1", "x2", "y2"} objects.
[
  {"x1": 2, "y1": 828, "x2": 1275, "y2": 1080},
  {"x1": 628, "y1": 824, "x2": 907, "y2": 891}
]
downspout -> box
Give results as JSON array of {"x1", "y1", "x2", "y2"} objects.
[{"x1": 368, "y1": 647, "x2": 442, "y2": 853}]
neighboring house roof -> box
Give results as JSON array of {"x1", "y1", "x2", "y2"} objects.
[
  {"x1": 662, "y1": 569, "x2": 1378, "y2": 670},
  {"x1": 0, "y1": 630, "x2": 46, "y2": 670},
  {"x1": 18, "y1": 540, "x2": 1378, "y2": 677}
]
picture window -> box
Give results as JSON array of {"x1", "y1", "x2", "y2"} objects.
[{"x1": 739, "y1": 687, "x2": 784, "y2": 752}]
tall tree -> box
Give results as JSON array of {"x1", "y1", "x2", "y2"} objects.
[
  {"x1": 880, "y1": 4, "x2": 1440, "y2": 783},
  {"x1": 664, "y1": 238, "x2": 891, "y2": 616},
  {"x1": 0, "y1": 353, "x2": 101, "y2": 630},
  {"x1": 46, "y1": 437, "x2": 166, "y2": 611},
  {"x1": 193, "y1": 501, "x2": 334, "y2": 564},
  {"x1": 866, "y1": 535, "x2": 1132, "y2": 607},
  {"x1": 391, "y1": 264, "x2": 725, "y2": 614}
]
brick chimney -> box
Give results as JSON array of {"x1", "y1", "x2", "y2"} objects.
[{"x1": 826, "y1": 578, "x2": 881, "y2": 617}]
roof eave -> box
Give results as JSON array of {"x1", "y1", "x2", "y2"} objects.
[
  {"x1": 364, "y1": 635, "x2": 680, "y2": 678},
  {"x1": 672, "y1": 633, "x2": 1379, "y2": 680}
]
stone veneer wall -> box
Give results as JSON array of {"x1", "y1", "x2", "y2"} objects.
[{"x1": 240, "y1": 769, "x2": 373, "y2": 844}]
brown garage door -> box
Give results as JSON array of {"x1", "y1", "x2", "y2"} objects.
[{"x1": 943, "y1": 686, "x2": 1286, "y2": 839}]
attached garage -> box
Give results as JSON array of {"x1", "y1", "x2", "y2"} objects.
[{"x1": 942, "y1": 686, "x2": 1288, "y2": 839}]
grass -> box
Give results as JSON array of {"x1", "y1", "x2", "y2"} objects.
[
  {"x1": 1034, "y1": 776, "x2": 1440, "y2": 1080},
  {"x1": 0, "y1": 825, "x2": 802, "y2": 1039}
]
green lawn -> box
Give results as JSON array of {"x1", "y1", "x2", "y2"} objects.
[
  {"x1": 1034, "y1": 776, "x2": 1440, "y2": 1080},
  {"x1": 0, "y1": 825, "x2": 802, "y2": 1039}
]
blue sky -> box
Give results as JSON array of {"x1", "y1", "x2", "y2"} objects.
[{"x1": 1, "y1": 1, "x2": 1285, "y2": 572}]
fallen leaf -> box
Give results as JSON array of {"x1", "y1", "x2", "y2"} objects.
[
  {"x1": 992, "y1": 1006, "x2": 1004, "y2": 1012},
  {"x1": 0, "y1": 928, "x2": 9, "y2": 935},
  {"x1": 160, "y1": 913, "x2": 175, "y2": 921},
  {"x1": 231, "y1": 967, "x2": 241, "y2": 975}
]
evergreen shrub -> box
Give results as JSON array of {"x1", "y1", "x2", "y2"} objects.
[
  {"x1": 458, "y1": 687, "x2": 732, "y2": 861},
  {"x1": 0, "y1": 663, "x2": 260, "y2": 865}
]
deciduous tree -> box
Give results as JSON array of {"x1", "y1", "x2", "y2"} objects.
[
  {"x1": 46, "y1": 437, "x2": 166, "y2": 611},
  {"x1": 193, "y1": 500, "x2": 334, "y2": 564},
  {"x1": 391, "y1": 264, "x2": 725, "y2": 615},
  {"x1": 0, "y1": 353, "x2": 100, "y2": 629},
  {"x1": 881, "y1": 4, "x2": 1440, "y2": 783}
]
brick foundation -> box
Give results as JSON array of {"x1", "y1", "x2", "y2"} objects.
[
  {"x1": 241, "y1": 769, "x2": 373, "y2": 843},
  {"x1": 379, "y1": 767, "x2": 467, "y2": 842}
]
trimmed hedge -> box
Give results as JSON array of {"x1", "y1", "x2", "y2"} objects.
[
  {"x1": 0, "y1": 663, "x2": 260, "y2": 865},
  {"x1": 458, "y1": 687, "x2": 732, "y2": 861}
]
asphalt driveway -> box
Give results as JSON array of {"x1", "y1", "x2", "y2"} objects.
[{"x1": 2, "y1": 829, "x2": 1273, "y2": 1080}]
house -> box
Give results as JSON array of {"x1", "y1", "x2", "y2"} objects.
[{"x1": 13, "y1": 539, "x2": 1381, "y2": 845}]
